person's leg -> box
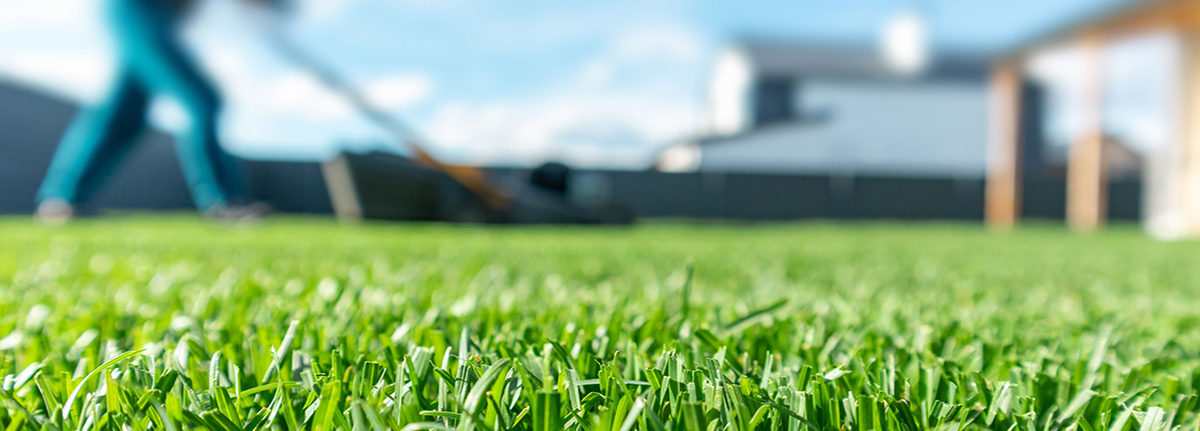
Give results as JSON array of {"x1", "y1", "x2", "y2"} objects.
[
  {"x1": 116, "y1": 1, "x2": 245, "y2": 211},
  {"x1": 37, "y1": 71, "x2": 150, "y2": 207}
]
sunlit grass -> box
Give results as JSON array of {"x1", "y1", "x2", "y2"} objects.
[{"x1": 0, "y1": 216, "x2": 1195, "y2": 431}]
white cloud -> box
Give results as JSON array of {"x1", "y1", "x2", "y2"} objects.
[
  {"x1": 578, "y1": 60, "x2": 615, "y2": 87},
  {"x1": 298, "y1": 0, "x2": 357, "y2": 23},
  {"x1": 577, "y1": 22, "x2": 705, "y2": 89},
  {"x1": 366, "y1": 75, "x2": 433, "y2": 109},
  {"x1": 0, "y1": 0, "x2": 113, "y2": 102},
  {"x1": 0, "y1": 0, "x2": 707, "y2": 167},
  {"x1": 259, "y1": 73, "x2": 356, "y2": 121},
  {"x1": 423, "y1": 22, "x2": 708, "y2": 168},
  {"x1": 1, "y1": 51, "x2": 113, "y2": 102},
  {"x1": 0, "y1": 0, "x2": 102, "y2": 32},
  {"x1": 612, "y1": 23, "x2": 704, "y2": 64},
  {"x1": 194, "y1": 43, "x2": 434, "y2": 158},
  {"x1": 426, "y1": 93, "x2": 696, "y2": 168}
]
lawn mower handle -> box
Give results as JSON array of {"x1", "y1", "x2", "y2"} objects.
[{"x1": 263, "y1": 27, "x2": 512, "y2": 210}]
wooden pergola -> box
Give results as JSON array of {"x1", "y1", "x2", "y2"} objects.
[{"x1": 986, "y1": 0, "x2": 1200, "y2": 232}]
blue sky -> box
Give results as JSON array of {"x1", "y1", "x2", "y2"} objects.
[{"x1": 0, "y1": 0, "x2": 1140, "y2": 167}]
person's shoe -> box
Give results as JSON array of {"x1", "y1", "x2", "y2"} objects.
[
  {"x1": 204, "y1": 202, "x2": 271, "y2": 224},
  {"x1": 36, "y1": 199, "x2": 75, "y2": 226}
]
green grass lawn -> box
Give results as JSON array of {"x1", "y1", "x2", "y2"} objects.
[{"x1": 0, "y1": 216, "x2": 1197, "y2": 431}]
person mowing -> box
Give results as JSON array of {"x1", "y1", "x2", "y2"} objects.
[{"x1": 36, "y1": 0, "x2": 281, "y2": 223}]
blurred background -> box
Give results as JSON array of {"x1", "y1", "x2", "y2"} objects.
[{"x1": 1, "y1": 0, "x2": 1194, "y2": 234}]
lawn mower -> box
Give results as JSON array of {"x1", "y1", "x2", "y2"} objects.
[{"x1": 267, "y1": 26, "x2": 633, "y2": 225}]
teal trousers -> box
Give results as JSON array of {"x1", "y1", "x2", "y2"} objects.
[{"x1": 38, "y1": 0, "x2": 243, "y2": 211}]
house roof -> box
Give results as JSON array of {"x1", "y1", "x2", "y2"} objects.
[{"x1": 733, "y1": 39, "x2": 990, "y2": 82}]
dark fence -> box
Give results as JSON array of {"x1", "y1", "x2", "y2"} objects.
[
  {"x1": 0, "y1": 82, "x2": 195, "y2": 214},
  {"x1": 1020, "y1": 177, "x2": 1141, "y2": 221},
  {"x1": 588, "y1": 171, "x2": 989, "y2": 220},
  {"x1": 75, "y1": 161, "x2": 1136, "y2": 223},
  {"x1": 0, "y1": 81, "x2": 1142, "y2": 222},
  {"x1": 586, "y1": 171, "x2": 989, "y2": 220},
  {"x1": 506, "y1": 170, "x2": 1140, "y2": 222},
  {"x1": 0, "y1": 109, "x2": 1140, "y2": 223},
  {"x1": 0, "y1": 81, "x2": 334, "y2": 215},
  {"x1": 243, "y1": 161, "x2": 333, "y2": 214}
]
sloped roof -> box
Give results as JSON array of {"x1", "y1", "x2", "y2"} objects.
[{"x1": 733, "y1": 39, "x2": 990, "y2": 82}]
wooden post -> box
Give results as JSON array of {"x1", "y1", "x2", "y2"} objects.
[
  {"x1": 321, "y1": 154, "x2": 364, "y2": 222},
  {"x1": 1178, "y1": 29, "x2": 1200, "y2": 236},
  {"x1": 1066, "y1": 36, "x2": 1108, "y2": 232},
  {"x1": 985, "y1": 60, "x2": 1023, "y2": 230},
  {"x1": 1143, "y1": 29, "x2": 1200, "y2": 239}
]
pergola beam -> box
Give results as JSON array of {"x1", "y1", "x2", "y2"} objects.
[
  {"x1": 984, "y1": 60, "x2": 1024, "y2": 230},
  {"x1": 1176, "y1": 29, "x2": 1200, "y2": 236},
  {"x1": 1065, "y1": 35, "x2": 1107, "y2": 232},
  {"x1": 985, "y1": 0, "x2": 1200, "y2": 233}
]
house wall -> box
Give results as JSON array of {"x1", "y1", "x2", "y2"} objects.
[{"x1": 698, "y1": 80, "x2": 989, "y2": 177}]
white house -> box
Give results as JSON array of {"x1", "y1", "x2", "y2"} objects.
[{"x1": 658, "y1": 40, "x2": 993, "y2": 178}]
